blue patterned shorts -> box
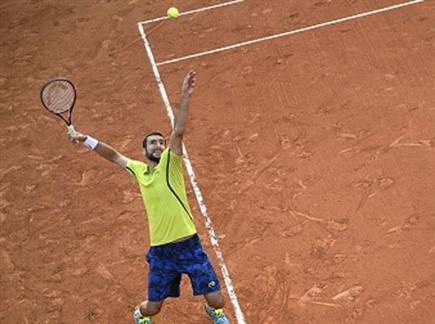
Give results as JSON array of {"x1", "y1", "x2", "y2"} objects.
[{"x1": 145, "y1": 234, "x2": 221, "y2": 302}]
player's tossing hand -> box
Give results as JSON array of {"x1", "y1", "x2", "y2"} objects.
[{"x1": 182, "y1": 70, "x2": 196, "y2": 97}]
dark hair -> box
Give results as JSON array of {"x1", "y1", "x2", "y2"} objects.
[{"x1": 143, "y1": 130, "x2": 165, "y2": 148}]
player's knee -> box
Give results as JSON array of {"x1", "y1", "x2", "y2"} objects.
[
  {"x1": 209, "y1": 298, "x2": 225, "y2": 309},
  {"x1": 205, "y1": 291, "x2": 225, "y2": 309},
  {"x1": 140, "y1": 300, "x2": 163, "y2": 316}
]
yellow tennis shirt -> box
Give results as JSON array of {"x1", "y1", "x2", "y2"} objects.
[{"x1": 126, "y1": 148, "x2": 197, "y2": 246}]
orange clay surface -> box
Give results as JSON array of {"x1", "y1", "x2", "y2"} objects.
[{"x1": 1, "y1": 1, "x2": 435, "y2": 323}]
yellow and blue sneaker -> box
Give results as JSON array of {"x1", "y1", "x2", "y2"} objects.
[
  {"x1": 133, "y1": 306, "x2": 152, "y2": 324},
  {"x1": 204, "y1": 303, "x2": 229, "y2": 324}
]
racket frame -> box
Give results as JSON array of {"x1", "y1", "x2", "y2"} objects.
[{"x1": 40, "y1": 77, "x2": 78, "y2": 137}]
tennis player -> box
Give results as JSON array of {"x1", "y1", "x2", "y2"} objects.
[{"x1": 70, "y1": 71, "x2": 229, "y2": 324}]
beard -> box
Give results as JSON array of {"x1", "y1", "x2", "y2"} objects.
[{"x1": 146, "y1": 150, "x2": 161, "y2": 162}]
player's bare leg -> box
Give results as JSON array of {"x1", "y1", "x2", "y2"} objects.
[{"x1": 204, "y1": 291, "x2": 229, "y2": 324}]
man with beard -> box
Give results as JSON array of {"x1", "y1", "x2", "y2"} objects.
[{"x1": 69, "y1": 71, "x2": 229, "y2": 324}]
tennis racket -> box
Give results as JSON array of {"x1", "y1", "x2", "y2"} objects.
[{"x1": 40, "y1": 77, "x2": 78, "y2": 138}]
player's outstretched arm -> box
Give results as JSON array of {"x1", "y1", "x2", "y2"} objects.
[
  {"x1": 169, "y1": 70, "x2": 196, "y2": 155},
  {"x1": 69, "y1": 131, "x2": 130, "y2": 169}
]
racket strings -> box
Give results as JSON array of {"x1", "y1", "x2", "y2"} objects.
[{"x1": 41, "y1": 81, "x2": 75, "y2": 114}]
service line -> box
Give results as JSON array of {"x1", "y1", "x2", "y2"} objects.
[
  {"x1": 138, "y1": 0, "x2": 244, "y2": 25},
  {"x1": 157, "y1": 0, "x2": 425, "y2": 66}
]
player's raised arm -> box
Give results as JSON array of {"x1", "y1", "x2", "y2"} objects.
[
  {"x1": 69, "y1": 131, "x2": 130, "y2": 169},
  {"x1": 169, "y1": 71, "x2": 196, "y2": 155}
]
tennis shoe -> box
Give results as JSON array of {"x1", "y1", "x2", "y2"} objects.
[
  {"x1": 133, "y1": 306, "x2": 151, "y2": 324},
  {"x1": 204, "y1": 303, "x2": 229, "y2": 324}
]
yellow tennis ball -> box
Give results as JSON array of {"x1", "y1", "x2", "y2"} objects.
[{"x1": 167, "y1": 7, "x2": 179, "y2": 18}]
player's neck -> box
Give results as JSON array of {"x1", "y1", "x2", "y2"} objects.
[{"x1": 147, "y1": 160, "x2": 158, "y2": 172}]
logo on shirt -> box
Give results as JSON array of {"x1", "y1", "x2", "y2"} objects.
[{"x1": 208, "y1": 281, "x2": 216, "y2": 288}]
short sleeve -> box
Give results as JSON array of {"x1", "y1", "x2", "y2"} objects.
[
  {"x1": 168, "y1": 149, "x2": 183, "y2": 168},
  {"x1": 156, "y1": 148, "x2": 182, "y2": 170},
  {"x1": 126, "y1": 159, "x2": 147, "y2": 177}
]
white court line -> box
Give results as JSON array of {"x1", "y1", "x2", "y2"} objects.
[
  {"x1": 157, "y1": 0, "x2": 425, "y2": 66},
  {"x1": 138, "y1": 0, "x2": 244, "y2": 25},
  {"x1": 138, "y1": 22, "x2": 247, "y2": 324}
]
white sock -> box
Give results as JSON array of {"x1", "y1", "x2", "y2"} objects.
[{"x1": 134, "y1": 306, "x2": 144, "y2": 318}]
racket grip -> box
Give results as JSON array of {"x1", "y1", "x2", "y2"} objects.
[{"x1": 67, "y1": 124, "x2": 78, "y2": 138}]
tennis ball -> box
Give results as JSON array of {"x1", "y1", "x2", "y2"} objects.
[{"x1": 167, "y1": 7, "x2": 179, "y2": 18}]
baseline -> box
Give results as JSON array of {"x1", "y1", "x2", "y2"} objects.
[
  {"x1": 138, "y1": 0, "x2": 244, "y2": 25},
  {"x1": 157, "y1": 0, "x2": 425, "y2": 66}
]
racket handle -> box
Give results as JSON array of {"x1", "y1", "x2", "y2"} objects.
[{"x1": 67, "y1": 124, "x2": 78, "y2": 138}]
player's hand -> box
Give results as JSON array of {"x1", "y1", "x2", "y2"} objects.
[
  {"x1": 68, "y1": 130, "x2": 87, "y2": 144},
  {"x1": 182, "y1": 70, "x2": 196, "y2": 97}
]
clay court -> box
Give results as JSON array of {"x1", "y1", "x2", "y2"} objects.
[{"x1": 1, "y1": 0, "x2": 435, "y2": 323}]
